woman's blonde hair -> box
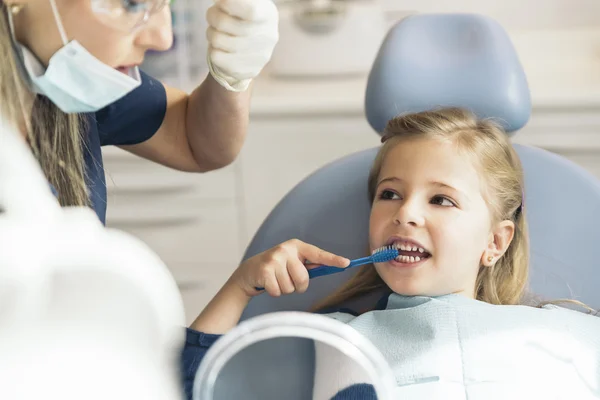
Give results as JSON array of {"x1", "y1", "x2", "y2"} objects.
[
  {"x1": 1, "y1": 4, "x2": 88, "y2": 207},
  {"x1": 315, "y1": 107, "x2": 528, "y2": 311}
]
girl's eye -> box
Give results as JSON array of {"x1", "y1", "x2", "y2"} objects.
[
  {"x1": 379, "y1": 190, "x2": 400, "y2": 200},
  {"x1": 122, "y1": 0, "x2": 150, "y2": 13},
  {"x1": 431, "y1": 195, "x2": 455, "y2": 207}
]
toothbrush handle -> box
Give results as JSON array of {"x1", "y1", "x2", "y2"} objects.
[
  {"x1": 347, "y1": 256, "x2": 374, "y2": 268},
  {"x1": 254, "y1": 256, "x2": 374, "y2": 291},
  {"x1": 308, "y1": 265, "x2": 346, "y2": 278},
  {"x1": 309, "y1": 257, "x2": 371, "y2": 276}
]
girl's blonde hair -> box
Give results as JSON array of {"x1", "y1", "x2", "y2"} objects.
[
  {"x1": 315, "y1": 107, "x2": 528, "y2": 311},
  {"x1": 1, "y1": 4, "x2": 89, "y2": 207}
]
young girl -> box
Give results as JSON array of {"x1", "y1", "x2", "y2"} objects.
[{"x1": 182, "y1": 108, "x2": 600, "y2": 400}]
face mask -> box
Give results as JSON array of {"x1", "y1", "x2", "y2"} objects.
[{"x1": 7, "y1": 0, "x2": 142, "y2": 114}]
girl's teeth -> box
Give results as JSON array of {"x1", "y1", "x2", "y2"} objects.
[
  {"x1": 391, "y1": 242, "x2": 429, "y2": 258},
  {"x1": 395, "y1": 243, "x2": 424, "y2": 252},
  {"x1": 394, "y1": 255, "x2": 424, "y2": 263}
]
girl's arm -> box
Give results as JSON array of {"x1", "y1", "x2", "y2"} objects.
[
  {"x1": 180, "y1": 283, "x2": 247, "y2": 400},
  {"x1": 189, "y1": 280, "x2": 251, "y2": 334},
  {"x1": 180, "y1": 240, "x2": 348, "y2": 399},
  {"x1": 181, "y1": 282, "x2": 248, "y2": 400},
  {"x1": 190, "y1": 239, "x2": 350, "y2": 335},
  {"x1": 181, "y1": 328, "x2": 221, "y2": 400}
]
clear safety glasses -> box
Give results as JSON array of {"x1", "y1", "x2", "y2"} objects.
[{"x1": 90, "y1": 0, "x2": 172, "y2": 33}]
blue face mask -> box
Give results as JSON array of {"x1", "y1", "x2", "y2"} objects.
[{"x1": 7, "y1": 0, "x2": 142, "y2": 114}]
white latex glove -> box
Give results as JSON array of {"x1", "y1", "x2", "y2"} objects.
[{"x1": 206, "y1": 0, "x2": 279, "y2": 92}]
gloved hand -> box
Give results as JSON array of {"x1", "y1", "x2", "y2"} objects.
[{"x1": 206, "y1": 0, "x2": 279, "y2": 92}]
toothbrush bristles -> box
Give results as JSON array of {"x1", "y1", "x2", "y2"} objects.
[{"x1": 370, "y1": 245, "x2": 399, "y2": 263}]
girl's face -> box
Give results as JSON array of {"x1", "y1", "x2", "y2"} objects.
[
  {"x1": 10, "y1": 0, "x2": 173, "y2": 73},
  {"x1": 369, "y1": 138, "x2": 514, "y2": 299}
]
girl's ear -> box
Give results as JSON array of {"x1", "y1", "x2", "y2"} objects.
[{"x1": 481, "y1": 220, "x2": 515, "y2": 267}]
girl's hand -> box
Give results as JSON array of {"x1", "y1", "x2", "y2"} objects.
[
  {"x1": 190, "y1": 240, "x2": 348, "y2": 334},
  {"x1": 230, "y1": 239, "x2": 350, "y2": 298}
]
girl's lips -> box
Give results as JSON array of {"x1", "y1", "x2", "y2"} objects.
[{"x1": 387, "y1": 256, "x2": 429, "y2": 269}]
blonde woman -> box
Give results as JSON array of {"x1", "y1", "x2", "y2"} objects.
[
  {"x1": 185, "y1": 108, "x2": 600, "y2": 399},
  {"x1": 1, "y1": 0, "x2": 278, "y2": 224},
  {"x1": 1, "y1": 0, "x2": 281, "y2": 397}
]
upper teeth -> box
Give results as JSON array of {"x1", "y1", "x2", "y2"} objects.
[{"x1": 393, "y1": 242, "x2": 425, "y2": 253}]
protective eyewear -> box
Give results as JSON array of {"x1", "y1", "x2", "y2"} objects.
[{"x1": 91, "y1": 0, "x2": 172, "y2": 32}]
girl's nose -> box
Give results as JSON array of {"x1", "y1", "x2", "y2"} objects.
[{"x1": 393, "y1": 198, "x2": 425, "y2": 227}]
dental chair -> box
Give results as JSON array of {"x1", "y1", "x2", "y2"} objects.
[
  {"x1": 211, "y1": 13, "x2": 600, "y2": 400},
  {"x1": 242, "y1": 12, "x2": 600, "y2": 315}
]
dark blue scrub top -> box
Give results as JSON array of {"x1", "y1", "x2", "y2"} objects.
[{"x1": 85, "y1": 69, "x2": 166, "y2": 225}]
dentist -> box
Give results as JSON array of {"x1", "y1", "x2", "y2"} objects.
[
  {"x1": 1, "y1": 0, "x2": 279, "y2": 225},
  {"x1": 2, "y1": 1, "x2": 277, "y2": 394}
]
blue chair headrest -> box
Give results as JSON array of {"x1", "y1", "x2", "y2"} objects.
[{"x1": 365, "y1": 13, "x2": 531, "y2": 135}]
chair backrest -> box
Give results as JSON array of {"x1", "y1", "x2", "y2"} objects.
[{"x1": 224, "y1": 13, "x2": 600, "y2": 400}]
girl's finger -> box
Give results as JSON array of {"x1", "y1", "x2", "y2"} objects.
[
  {"x1": 275, "y1": 263, "x2": 296, "y2": 295},
  {"x1": 287, "y1": 258, "x2": 310, "y2": 293},
  {"x1": 263, "y1": 274, "x2": 281, "y2": 297},
  {"x1": 294, "y1": 241, "x2": 350, "y2": 268}
]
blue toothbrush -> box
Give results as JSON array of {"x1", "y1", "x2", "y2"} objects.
[{"x1": 255, "y1": 245, "x2": 399, "y2": 291}]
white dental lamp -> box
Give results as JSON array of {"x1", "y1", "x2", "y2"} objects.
[{"x1": 0, "y1": 116, "x2": 186, "y2": 400}]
